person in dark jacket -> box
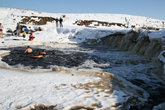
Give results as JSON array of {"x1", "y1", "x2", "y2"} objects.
[
  {"x1": 59, "y1": 18, "x2": 63, "y2": 27},
  {"x1": 55, "y1": 18, "x2": 59, "y2": 27},
  {"x1": 16, "y1": 23, "x2": 21, "y2": 37},
  {"x1": 24, "y1": 28, "x2": 29, "y2": 34}
]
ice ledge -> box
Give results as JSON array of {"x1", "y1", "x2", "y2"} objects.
[
  {"x1": 0, "y1": 50, "x2": 10, "y2": 57},
  {"x1": 158, "y1": 50, "x2": 165, "y2": 75}
]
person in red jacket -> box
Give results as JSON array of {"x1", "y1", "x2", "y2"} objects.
[{"x1": 29, "y1": 32, "x2": 35, "y2": 41}]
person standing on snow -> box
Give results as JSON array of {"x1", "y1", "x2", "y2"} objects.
[
  {"x1": 22, "y1": 30, "x2": 26, "y2": 38},
  {"x1": 59, "y1": 17, "x2": 63, "y2": 27},
  {"x1": 55, "y1": 18, "x2": 59, "y2": 27},
  {"x1": 0, "y1": 23, "x2": 3, "y2": 38},
  {"x1": 16, "y1": 23, "x2": 21, "y2": 37}
]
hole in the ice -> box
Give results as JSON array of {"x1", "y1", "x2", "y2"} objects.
[{"x1": 1, "y1": 46, "x2": 90, "y2": 69}]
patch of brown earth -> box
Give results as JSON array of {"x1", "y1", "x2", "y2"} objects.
[
  {"x1": 15, "y1": 104, "x2": 56, "y2": 110},
  {"x1": 74, "y1": 20, "x2": 160, "y2": 30},
  {"x1": 19, "y1": 16, "x2": 56, "y2": 25},
  {"x1": 74, "y1": 20, "x2": 127, "y2": 28}
]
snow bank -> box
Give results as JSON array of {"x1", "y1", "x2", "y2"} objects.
[
  {"x1": 0, "y1": 68, "x2": 100, "y2": 109},
  {"x1": 0, "y1": 66, "x2": 150, "y2": 110},
  {"x1": 148, "y1": 29, "x2": 165, "y2": 40},
  {"x1": 158, "y1": 50, "x2": 165, "y2": 64},
  {"x1": 0, "y1": 7, "x2": 165, "y2": 44},
  {"x1": 158, "y1": 50, "x2": 165, "y2": 76},
  {"x1": 34, "y1": 25, "x2": 131, "y2": 43}
]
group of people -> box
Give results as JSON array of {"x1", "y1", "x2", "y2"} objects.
[
  {"x1": 24, "y1": 46, "x2": 46, "y2": 58},
  {"x1": 0, "y1": 17, "x2": 64, "y2": 39},
  {"x1": 16, "y1": 23, "x2": 30, "y2": 37},
  {"x1": 55, "y1": 17, "x2": 63, "y2": 27},
  {"x1": 16, "y1": 23, "x2": 34, "y2": 41}
]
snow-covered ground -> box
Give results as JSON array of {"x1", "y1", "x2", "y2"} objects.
[
  {"x1": 0, "y1": 68, "x2": 118, "y2": 110},
  {"x1": 0, "y1": 7, "x2": 165, "y2": 44},
  {"x1": 0, "y1": 7, "x2": 165, "y2": 110}
]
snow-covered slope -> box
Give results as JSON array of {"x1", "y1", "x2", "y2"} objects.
[
  {"x1": 1, "y1": 8, "x2": 164, "y2": 28},
  {"x1": 0, "y1": 7, "x2": 165, "y2": 44}
]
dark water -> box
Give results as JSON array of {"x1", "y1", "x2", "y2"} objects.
[
  {"x1": 129, "y1": 79, "x2": 165, "y2": 110},
  {"x1": 1, "y1": 45, "x2": 165, "y2": 110},
  {"x1": 1, "y1": 46, "x2": 89, "y2": 69}
]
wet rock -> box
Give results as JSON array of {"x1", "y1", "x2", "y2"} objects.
[
  {"x1": 130, "y1": 78, "x2": 165, "y2": 109},
  {"x1": 20, "y1": 16, "x2": 55, "y2": 25}
]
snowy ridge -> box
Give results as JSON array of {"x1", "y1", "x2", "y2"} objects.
[
  {"x1": 0, "y1": 8, "x2": 165, "y2": 28},
  {"x1": 0, "y1": 7, "x2": 165, "y2": 44}
]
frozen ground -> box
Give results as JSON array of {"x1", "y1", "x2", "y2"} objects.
[
  {"x1": 0, "y1": 68, "x2": 110, "y2": 110},
  {"x1": 0, "y1": 43, "x2": 165, "y2": 110},
  {"x1": 0, "y1": 8, "x2": 165, "y2": 110},
  {"x1": 0, "y1": 44, "x2": 140, "y2": 110}
]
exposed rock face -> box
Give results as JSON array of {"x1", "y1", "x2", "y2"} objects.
[
  {"x1": 100, "y1": 31, "x2": 162, "y2": 60},
  {"x1": 74, "y1": 20, "x2": 127, "y2": 28},
  {"x1": 74, "y1": 20, "x2": 161, "y2": 30},
  {"x1": 19, "y1": 16, "x2": 55, "y2": 25},
  {"x1": 100, "y1": 30, "x2": 164, "y2": 78}
]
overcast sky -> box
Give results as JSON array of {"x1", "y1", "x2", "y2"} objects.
[{"x1": 0, "y1": 0, "x2": 165, "y2": 20}]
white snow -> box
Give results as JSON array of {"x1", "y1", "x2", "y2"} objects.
[
  {"x1": 0, "y1": 7, "x2": 165, "y2": 109},
  {"x1": 0, "y1": 7, "x2": 165, "y2": 44},
  {"x1": 148, "y1": 29, "x2": 165, "y2": 39},
  {"x1": 0, "y1": 68, "x2": 131, "y2": 110}
]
